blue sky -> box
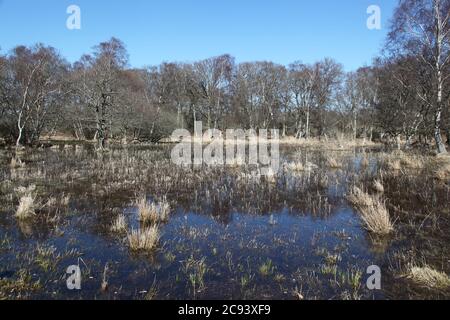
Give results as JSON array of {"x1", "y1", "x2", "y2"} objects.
[{"x1": 0, "y1": 0, "x2": 398, "y2": 71}]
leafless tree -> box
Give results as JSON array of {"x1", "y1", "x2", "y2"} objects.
[
  {"x1": 287, "y1": 62, "x2": 317, "y2": 139},
  {"x1": 338, "y1": 67, "x2": 378, "y2": 140},
  {"x1": 72, "y1": 38, "x2": 128, "y2": 149},
  {"x1": 192, "y1": 55, "x2": 234, "y2": 129},
  {"x1": 0, "y1": 45, "x2": 68, "y2": 147},
  {"x1": 388, "y1": 0, "x2": 450, "y2": 153},
  {"x1": 312, "y1": 58, "x2": 343, "y2": 138}
]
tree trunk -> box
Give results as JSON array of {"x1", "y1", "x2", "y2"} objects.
[
  {"x1": 16, "y1": 112, "x2": 24, "y2": 148},
  {"x1": 305, "y1": 106, "x2": 310, "y2": 140},
  {"x1": 433, "y1": 0, "x2": 447, "y2": 154},
  {"x1": 446, "y1": 128, "x2": 450, "y2": 146},
  {"x1": 16, "y1": 127, "x2": 23, "y2": 148},
  {"x1": 96, "y1": 105, "x2": 105, "y2": 150},
  {"x1": 434, "y1": 78, "x2": 447, "y2": 153}
]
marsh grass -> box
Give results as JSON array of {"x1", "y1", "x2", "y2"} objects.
[
  {"x1": 347, "y1": 187, "x2": 393, "y2": 235},
  {"x1": 10, "y1": 157, "x2": 25, "y2": 169},
  {"x1": 60, "y1": 194, "x2": 71, "y2": 207},
  {"x1": 35, "y1": 245, "x2": 61, "y2": 272},
  {"x1": 399, "y1": 154, "x2": 424, "y2": 169},
  {"x1": 434, "y1": 161, "x2": 450, "y2": 181},
  {"x1": 360, "y1": 156, "x2": 369, "y2": 168},
  {"x1": 407, "y1": 266, "x2": 450, "y2": 290},
  {"x1": 347, "y1": 186, "x2": 374, "y2": 207},
  {"x1": 259, "y1": 259, "x2": 275, "y2": 276},
  {"x1": 387, "y1": 158, "x2": 402, "y2": 171},
  {"x1": 327, "y1": 157, "x2": 342, "y2": 169},
  {"x1": 127, "y1": 226, "x2": 160, "y2": 252},
  {"x1": 111, "y1": 214, "x2": 127, "y2": 233},
  {"x1": 285, "y1": 161, "x2": 304, "y2": 172},
  {"x1": 15, "y1": 185, "x2": 36, "y2": 198},
  {"x1": 182, "y1": 256, "x2": 208, "y2": 295},
  {"x1": 2, "y1": 144, "x2": 449, "y2": 299},
  {"x1": 0, "y1": 269, "x2": 42, "y2": 299},
  {"x1": 15, "y1": 194, "x2": 36, "y2": 220},
  {"x1": 372, "y1": 179, "x2": 385, "y2": 193},
  {"x1": 137, "y1": 196, "x2": 170, "y2": 224}
]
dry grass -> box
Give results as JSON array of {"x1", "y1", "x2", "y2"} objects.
[
  {"x1": 10, "y1": 157, "x2": 25, "y2": 169},
  {"x1": 127, "y1": 226, "x2": 160, "y2": 252},
  {"x1": 285, "y1": 161, "x2": 304, "y2": 172},
  {"x1": 60, "y1": 194, "x2": 71, "y2": 207},
  {"x1": 407, "y1": 266, "x2": 450, "y2": 290},
  {"x1": 228, "y1": 157, "x2": 246, "y2": 168},
  {"x1": 277, "y1": 137, "x2": 378, "y2": 149},
  {"x1": 264, "y1": 168, "x2": 277, "y2": 183},
  {"x1": 14, "y1": 185, "x2": 37, "y2": 220},
  {"x1": 15, "y1": 195, "x2": 36, "y2": 220},
  {"x1": 15, "y1": 185, "x2": 36, "y2": 198},
  {"x1": 327, "y1": 157, "x2": 342, "y2": 169},
  {"x1": 111, "y1": 214, "x2": 127, "y2": 233},
  {"x1": 372, "y1": 179, "x2": 385, "y2": 193},
  {"x1": 386, "y1": 158, "x2": 401, "y2": 171},
  {"x1": 383, "y1": 151, "x2": 425, "y2": 171},
  {"x1": 399, "y1": 155, "x2": 424, "y2": 169},
  {"x1": 434, "y1": 161, "x2": 450, "y2": 181},
  {"x1": 137, "y1": 196, "x2": 170, "y2": 224},
  {"x1": 361, "y1": 157, "x2": 369, "y2": 168},
  {"x1": 347, "y1": 186, "x2": 374, "y2": 207},
  {"x1": 347, "y1": 187, "x2": 393, "y2": 235}
]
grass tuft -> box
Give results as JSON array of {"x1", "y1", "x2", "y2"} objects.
[
  {"x1": 137, "y1": 195, "x2": 170, "y2": 224},
  {"x1": 15, "y1": 195, "x2": 36, "y2": 220},
  {"x1": 127, "y1": 226, "x2": 160, "y2": 252},
  {"x1": 111, "y1": 214, "x2": 127, "y2": 233},
  {"x1": 347, "y1": 187, "x2": 393, "y2": 235},
  {"x1": 372, "y1": 179, "x2": 385, "y2": 193},
  {"x1": 407, "y1": 266, "x2": 450, "y2": 290},
  {"x1": 434, "y1": 161, "x2": 450, "y2": 181},
  {"x1": 327, "y1": 157, "x2": 342, "y2": 169},
  {"x1": 285, "y1": 161, "x2": 304, "y2": 172}
]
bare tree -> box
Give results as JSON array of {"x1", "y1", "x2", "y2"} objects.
[
  {"x1": 312, "y1": 58, "x2": 343, "y2": 138},
  {"x1": 288, "y1": 62, "x2": 317, "y2": 139},
  {"x1": 0, "y1": 45, "x2": 68, "y2": 147},
  {"x1": 73, "y1": 38, "x2": 128, "y2": 149},
  {"x1": 388, "y1": 0, "x2": 450, "y2": 153},
  {"x1": 338, "y1": 67, "x2": 378, "y2": 140},
  {"x1": 375, "y1": 57, "x2": 433, "y2": 146},
  {"x1": 192, "y1": 55, "x2": 234, "y2": 129}
]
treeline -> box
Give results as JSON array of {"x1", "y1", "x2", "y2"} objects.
[{"x1": 0, "y1": 0, "x2": 449, "y2": 153}]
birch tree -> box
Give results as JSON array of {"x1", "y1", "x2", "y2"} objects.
[{"x1": 388, "y1": 0, "x2": 450, "y2": 153}]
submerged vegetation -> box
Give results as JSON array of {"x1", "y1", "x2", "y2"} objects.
[
  {"x1": 0, "y1": 0, "x2": 448, "y2": 302},
  {"x1": 0, "y1": 143, "x2": 448, "y2": 300}
]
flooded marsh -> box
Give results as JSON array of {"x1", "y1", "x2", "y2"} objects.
[{"x1": 0, "y1": 144, "x2": 449, "y2": 300}]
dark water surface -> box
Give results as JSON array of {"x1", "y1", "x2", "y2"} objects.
[{"x1": 0, "y1": 144, "x2": 448, "y2": 299}]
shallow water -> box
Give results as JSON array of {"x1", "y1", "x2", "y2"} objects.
[{"x1": 0, "y1": 144, "x2": 448, "y2": 299}]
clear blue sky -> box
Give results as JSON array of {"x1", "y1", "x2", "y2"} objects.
[{"x1": 0, "y1": 0, "x2": 398, "y2": 71}]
